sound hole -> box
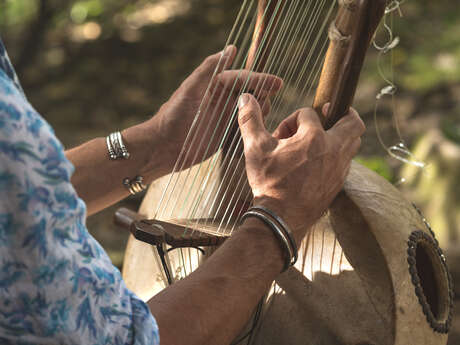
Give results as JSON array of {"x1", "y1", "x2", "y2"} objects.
[
  {"x1": 415, "y1": 241, "x2": 444, "y2": 320},
  {"x1": 407, "y1": 230, "x2": 453, "y2": 333}
]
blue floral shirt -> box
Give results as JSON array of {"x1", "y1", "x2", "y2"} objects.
[{"x1": 0, "y1": 39, "x2": 159, "y2": 344}]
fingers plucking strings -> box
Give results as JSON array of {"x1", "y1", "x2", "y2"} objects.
[{"x1": 154, "y1": 0, "x2": 339, "y2": 238}]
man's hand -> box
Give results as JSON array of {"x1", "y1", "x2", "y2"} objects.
[
  {"x1": 147, "y1": 46, "x2": 283, "y2": 172},
  {"x1": 147, "y1": 94, "x2": 365, "y2": 345},
  {"x1": 238, "y1": 93, "x2": 365, "y2": 244},
  {"x1": 67, "y1": 47, "x2": 282, "y2": 215}
]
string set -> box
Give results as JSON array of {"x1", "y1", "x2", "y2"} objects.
[
  {"x1": 146, "y1": 0, "x2": 339, "y2": 280},
  {"x1": 135, "y1": 4, "x2": 432, "y2": 332}
]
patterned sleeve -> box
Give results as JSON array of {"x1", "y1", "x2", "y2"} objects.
[{"x1": 0, "y1": 51, "x2": 160, "y2": 344}]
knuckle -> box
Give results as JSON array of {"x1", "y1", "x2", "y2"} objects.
[
  {"x1": 243, "y1": 138, "x2": 257, "y2": 154},
  {"x1": 352, "y1": 112, "x2": 365, "y2": 131},
  {"x1": 257, "y1": 136, "x2": 276, "y2": 152},
  {"x1": 306, "y1": 127, "x2": 326, "y2": 145},
  {"x1": 348, "y1": 110, "x2": 365, "y2": 134},
  {"x1": 358, "y1": 118, "x2": 366, "y2": 134},
  {"x1": 298, "y1": 107, "x2": 315, "y2": 118},
  {"x1": 238, "y1": 110, "x2": 254, "y2": 126},
  {"x1": 352, "y1": 138, "x2": 362, "y2": 155},
  {"x1": 203, "y1": 55, "x2": 218, "y2": 69},
  {"x1": 244, "y1": 136, "x2": 271, "y2": 155},
  {"x1": 300, "y1": 106, "x2": 314, "y2": 113},
  {"x1": 204, "y1": 55, "x2": 215, "y2": 65}
]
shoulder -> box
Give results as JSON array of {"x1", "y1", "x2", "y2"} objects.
[
  {"x1": 0, "y1": 69, "x2": 70, "y2": 176},
  {"x1": 0, "y1": 71, "x2": 53, "y2": 143},
  {"x1": 0, "y1": 39, "x2": 25, "y2": 94}
]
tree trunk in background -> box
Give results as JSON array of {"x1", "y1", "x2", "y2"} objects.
[{"x1": 400, "y1": 129, "x2": 460, "y2": 247}]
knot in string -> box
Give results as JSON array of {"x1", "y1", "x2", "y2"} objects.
[
  {"x1": 385, "y1": 0, "x2": 405, "y2": 16},
  {"x1": 373, "y1": 21, "x2": 400, "y2": 54},
  {"x1": 372, "y1": 0, "x2": 427, "y2": 171},
  {"x1": 388, "y1": 143, "x2": 426, "y2": 169},
  {"x1": 376, "y1": 85, "x2": 397, "y2": 100}
]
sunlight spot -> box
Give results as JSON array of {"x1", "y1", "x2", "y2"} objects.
[
  {"x1": 435, "y1": 53, "x2": 457, "y2": 72},
  {"x1": 126, "y1": 0, "x2": 191, "y2": 29},
  {"x1": 82, "y1": 22, "x2": 102, "y2": 40},
  {"x1": 71, "y1": 22, "x2": 102, "y2": 42},
  {"x1": 295, "y1": 227, "x2": 354, "y2": 282}
]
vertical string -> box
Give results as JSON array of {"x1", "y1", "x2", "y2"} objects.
[
  {"x1": 184, "y1": 0, "x2": 292, "y2": 228},
  {"x1": 153, "y1": 0, "x2": 254, "y2": 221},
  {"x1": 329, "y1": 236, "x2": 337, "y2": 275},
  {"x1": 153, "y1": 0, "x2": 256, "y2": 279},
  {"x1": 197, "y1": 0, "x2": 307, "y2": 233},
  {"x1": 148, "y1": 0, "x2": 344, "y2": 281},
  {"x1": 220, "y1": 0, "x2": 335, "y2": 234},
  {"x1": 171, "y1": 0, "x2": 281, "y2": 224},
  {"x1": 207, "y1": 0, "x2": 315, "y2": 226}
]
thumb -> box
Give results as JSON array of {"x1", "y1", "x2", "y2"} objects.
[{"x1": 237, "y1": 93, "x2": 268, "y2": 143}]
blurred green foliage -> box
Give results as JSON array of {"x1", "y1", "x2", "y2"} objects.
[
  {"x1": 70, "y1": 1, "x2": 103, "y2": 23},
  {"x1": 442, "y1": 119, "x2": 460, "y2": 145},
  {"x1": 355, "y1": 156, "x2": 393, "y2": 182},
  {"x1": 0, "y1": 0, "x2": 38, "y2": 25}
]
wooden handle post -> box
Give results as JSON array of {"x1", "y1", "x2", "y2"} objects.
[
  {"x1": 313, "y1": 0, "x2": 387, "y2": 129},
  {"x1": 247, "y1": 0, "x2": 286, "y2": 71}
]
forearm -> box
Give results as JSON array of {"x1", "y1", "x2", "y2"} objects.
[
  {"x1": 66, "y1": 120, "x2": 171, "y2": 215},
  {"x1": 148, "y1": 218, "x2": 284, "y2": 345}
]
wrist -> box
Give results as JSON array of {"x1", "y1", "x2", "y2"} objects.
[
  {"x1": 122, "y1": 119, "x2": 173, "y2": 182},
  {"x1": 252, "y1": 196, "x2": 314, "y2": 246},
  {"x1": 235, "y1": 217, "x2": 285, "y2": 273}
]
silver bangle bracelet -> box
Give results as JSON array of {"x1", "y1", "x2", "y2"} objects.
[
  {"x1": 249, "y1": 205, "x2": 298, "y2": 266},
  {"x1": 106, "y1": 136, "x2": 117, "y2": 160},
  {"x1": 107, "y1": 131, "x2": 130, "y2": 160},
  {"x1": 123, "y1": 175, "x2": 147, "y2": 195},
  {"x1": 116, "y1": 131, "x2": 130, "y2": 159},
  {"x1": 241, "y1": 210, "x2": 294, "y2": 272}
]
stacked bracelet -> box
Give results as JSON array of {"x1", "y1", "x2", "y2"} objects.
[
  {"x1": 123, "y1": 175, "x2": 147, "y2": 195},
  {"x1": 251, "y1": 205, "x2": 298, "y2": 265},
  {"x1": 241, "y1": 206, "x2": 298, "y2": 272},
  {"x1": 107, "y1": 131, "x2": 130, "y2": 160}
]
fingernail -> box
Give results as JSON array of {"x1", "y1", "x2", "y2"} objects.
[
  {"x1": 273, "y1": 77, "x2": 283, "y2": 90},
  {"x1": 222, "y1": 45, "x2": 233, "y2": 57},
  {"x1": 238, "y1": 94, "x2": 250, "y2": 110},
  {"x1": 322, "y1": 102, "x2": 330, "y2": 116}
]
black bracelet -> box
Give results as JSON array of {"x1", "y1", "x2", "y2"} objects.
[
  {"x1": 249, "y1": 205, "x2": 298, "y2": 266},
  {"x1": 241, "y1": 210, "x2": 293, "y2": 272}
]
